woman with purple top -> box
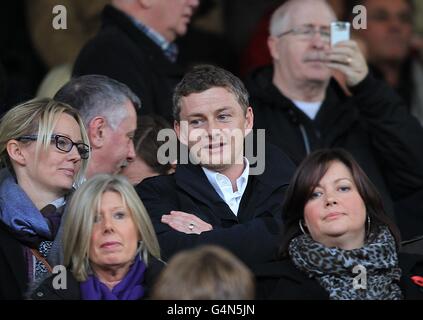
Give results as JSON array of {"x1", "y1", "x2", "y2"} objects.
[{"x1": 31, "y1": 174, "x2": 163, "y2": 300}]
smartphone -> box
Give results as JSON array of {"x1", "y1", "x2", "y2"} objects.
[{"x1": 330, "y1": 21, "x2": 350, "y2": 46}]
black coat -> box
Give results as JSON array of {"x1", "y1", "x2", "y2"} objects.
[
  {"x1": 30, "y1": 256, "x2": 164, "y2": 300},
  {"x1": 245, "y1": 66, "x2": 423, "y2": 240},
  {"x1": 0, "y1": 223, "x2": 28, "y2": 300},
  {"x1": 253, "y1": 253, "x2": 423, "y2": 300},
  {"x1": 73, "y1": 5, "x2": 185, "y2": 122},
  {"x1": 136, "y1": 144, "x2": 296, "y2": 267}
]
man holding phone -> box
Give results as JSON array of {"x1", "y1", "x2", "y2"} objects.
[{"x1": 245, "y1": 0, "x2": 423, "y2": 240}]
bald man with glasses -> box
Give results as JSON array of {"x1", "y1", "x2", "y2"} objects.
[{"x1": 244, "y1": 0, "x2": 423, "y2": 240}]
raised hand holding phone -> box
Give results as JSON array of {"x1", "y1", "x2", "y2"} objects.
[{"x1": 330, "y1": 21, "x2": 350, "y2": 46}]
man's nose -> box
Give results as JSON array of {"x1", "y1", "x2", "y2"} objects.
[
  {"x1": 127, "y1": 140, "x2": 136, "y2": 161},
  {"x1": 311, "y1": 31, "x2": 327, "y2": 48},
  {"x1": 189, "y1": 0, "x2": 200, "y2": 9}
]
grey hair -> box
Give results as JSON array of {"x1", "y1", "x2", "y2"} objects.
[
  {"x1": 63, "y1": 174, "x2": 161, "y2": 282},
  {"x1": 55, "y1": 75, "x2": 141, "y2": 130},
  {"x1": 173, "y1": 64, "x2": 250, "y2": 121},
  {"x1": 270, "y1": 0, "x2": 336, "y2": 36}
]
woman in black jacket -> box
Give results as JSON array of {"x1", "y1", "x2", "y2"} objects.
[
  {"x1": 31, "y1": 174, "x2": 163, "y2": 300},
  {"x1": 0, "y1": 98, "x2": 90, "y2": 299},
  {"x1": 254, "y1": 149, "x2": 423, "y2": 300}
]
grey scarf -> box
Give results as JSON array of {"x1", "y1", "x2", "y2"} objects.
[{"x1": 289, "y1": 226, "x2": 403, "y2": 300}]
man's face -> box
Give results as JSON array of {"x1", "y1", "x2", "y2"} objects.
[
  {"x1": 359, "y1": 0, "x2": 413, "y2": 63},
  {"x1": 154, "y1": 0, "x2": 199, "y2": 42},
  {"x1": 175, "y1": 87, "x2": 253, "y2": 172},
  {"x1": 269, "y1": 1, "x2": 335, "y2": 85},
  {"x1": 103, "y1": 101, "x2": 137, "y2": 175}
]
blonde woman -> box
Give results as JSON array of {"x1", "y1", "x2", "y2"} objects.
[
  {"x1": 0, "y1": 98, "x2": 90, "y2": 299},
  {"x1": 32, "y1": 174, "x2": 163, "y2": 300}
]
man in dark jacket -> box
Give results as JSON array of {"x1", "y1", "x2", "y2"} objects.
[
  {"x1": 136, "y1": 65, "x2": 296, "y2": 267},
  {"x1": 73, "y1": 0, "x2": 199, "y2": 122},
  {"x1": 244, "y1": 0, "x2": 423, "y2": 240}
]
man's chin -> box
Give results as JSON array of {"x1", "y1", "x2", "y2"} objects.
[{"x1": 200, "y1": 162, "x2": 232, "y2": 172}]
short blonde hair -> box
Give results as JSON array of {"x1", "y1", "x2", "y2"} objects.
[
  {"x1": 151, "y1": 245, "x2": 255, "y2": 300},
  {"x1": 0, "y1": 98, "x2": 89, "y2": 186},
  {"x1": 63, "y1": 174, "x2": 161, "y2": 281}
]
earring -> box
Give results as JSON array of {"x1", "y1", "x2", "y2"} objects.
[
  {"x1": 299, "y1": 219, "x2": 307, "y2": 235},
  {"x1": 366, "y1": 215, "x2": 371, "y2": 238}
]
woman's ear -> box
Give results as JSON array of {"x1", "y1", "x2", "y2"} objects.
[{"x1": 6, "y1": 140, "x2": 27, "y2": 166}]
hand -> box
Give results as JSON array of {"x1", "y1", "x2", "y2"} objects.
[
  {"x1": 161, "y1": 211, "x2": 213, "y2": 234},
  {"x1": 325, "y1": 40, "x2": 369, "y2": 87}
]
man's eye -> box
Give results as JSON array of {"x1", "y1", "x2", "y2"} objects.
[
  {"x1": 218, "y1": 114, "x2": 231, "y2": 121},
  {"x1": 190, "y1": 119, "x2": 202, "y2": 126}
]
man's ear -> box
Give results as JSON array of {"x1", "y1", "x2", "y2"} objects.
[
  {"x1": 88, "y1": 117, "x2": 107, "y2": 148},
  {"x1": 268, "y1": 35, "x2": 280, "y2": 61},
  {"x1": 174, "y1": 120, "x2": 187, "y2": 145},
  {"x1": 244, "y1": 106, "x2": 254, "y2": 136},
  {"x1": 138, "y1": 0, "x2": 155, "y2": 9},
  {"x1": 6, "y1": 140, "x2": 27, "y2": 166}
]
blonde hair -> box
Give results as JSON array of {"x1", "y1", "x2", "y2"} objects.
[
  {"x1": 151, "y1": 245, "x2": 255, "y2": 300},
  {"x1": 0, "y1": 97, "x2": 89, "y2": 186},
  {"x1": 63, "y1": 174, "x2": 161, "y2": 281}
]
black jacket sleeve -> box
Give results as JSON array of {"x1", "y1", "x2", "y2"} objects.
[
  {"x1": 137, "y1": 179, "x2": 282, "y2": 266},
  {"x1": 351, "y1": 73, "x2": 423, "y2": 199}
]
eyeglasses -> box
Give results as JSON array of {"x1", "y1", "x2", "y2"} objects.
[
  {"x1": 277, "y1": 24, "x2": 331, "y2": 42},
  {"x1": 16, "y1": 134, "x2": 90, "y2": 159}
]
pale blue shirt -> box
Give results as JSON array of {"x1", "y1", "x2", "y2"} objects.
[
  {"x1": 51, "y1": 197, "x2": 65, "y2": 208},
  {"x1": 202, "y1": 158, "x2": 250, "y2": 216}
]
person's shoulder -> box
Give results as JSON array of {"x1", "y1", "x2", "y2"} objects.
[
  {"x1": 252, "y1": 258, "x2": 303, "y2": 280},
  {"x1": 401, "y1": 235, "x2": 423, "y2": 256},
  {"x1": 136, "y1": 173, "x2": 176, "y2": 192},
  {"x1": 399, "y1": 251, "x2": 423, "y2": 273},
  {"x1": 252, "y1": 143, "x2": 296, "y2": 184},
  {"x1": 144, "y1": 255, "x2": 166, "y2": 292},
  {"x1": 30, "y1": 269, "x2": 80, "y2": 300}
]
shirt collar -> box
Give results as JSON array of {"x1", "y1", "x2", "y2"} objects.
[
  {"x1": 50, "y1": 197, "x2": 65, "y2": 208},
  {"x1": 127, "y1": 15, "x2": 178, "y2": 62},
  {"x1": 202, "y1": 158, "x2": 250, "y2": 199}
]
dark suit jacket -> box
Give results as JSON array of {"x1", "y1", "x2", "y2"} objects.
[
  {"x1": 136, "y1": 144, "x2": 296, "y2": 267},
  {"x1": 253, "y1": 253, "x2": 423, "y2": 300},
  {"x1": 0, "y1": 223, "x2": 28, "y2": 300},
  {"x1": 73, "y1": 5, "x2": 184, "y2": 122}
]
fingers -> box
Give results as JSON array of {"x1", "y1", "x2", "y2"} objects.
[
  {"x1": 161, "y1": 211, "x2": 213, "y2": 234},
  {"x1": 327, "y1": 40, "x2": 368, "y2": 87}
]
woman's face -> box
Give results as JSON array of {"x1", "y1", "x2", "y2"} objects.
[
  {"x1": 303, "y1": 161, "x2": 367, "y2": 249},
  {"x1": 19, "y1": 113, "x2": 83, "y2": 196},
  {"x1": 89, "y1": 191, "x2": 139, "y2": 271}
]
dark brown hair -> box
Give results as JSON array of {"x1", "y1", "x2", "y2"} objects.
[
  {"x1": 173, "y1": 64, "x2": 250, "y2": 121},
  {"x1": 134, "y1": 115, "x2": 174, "y2": 175},
  {"x1": 279, "y1": 148, "x2": 401, "y2": 256}
]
